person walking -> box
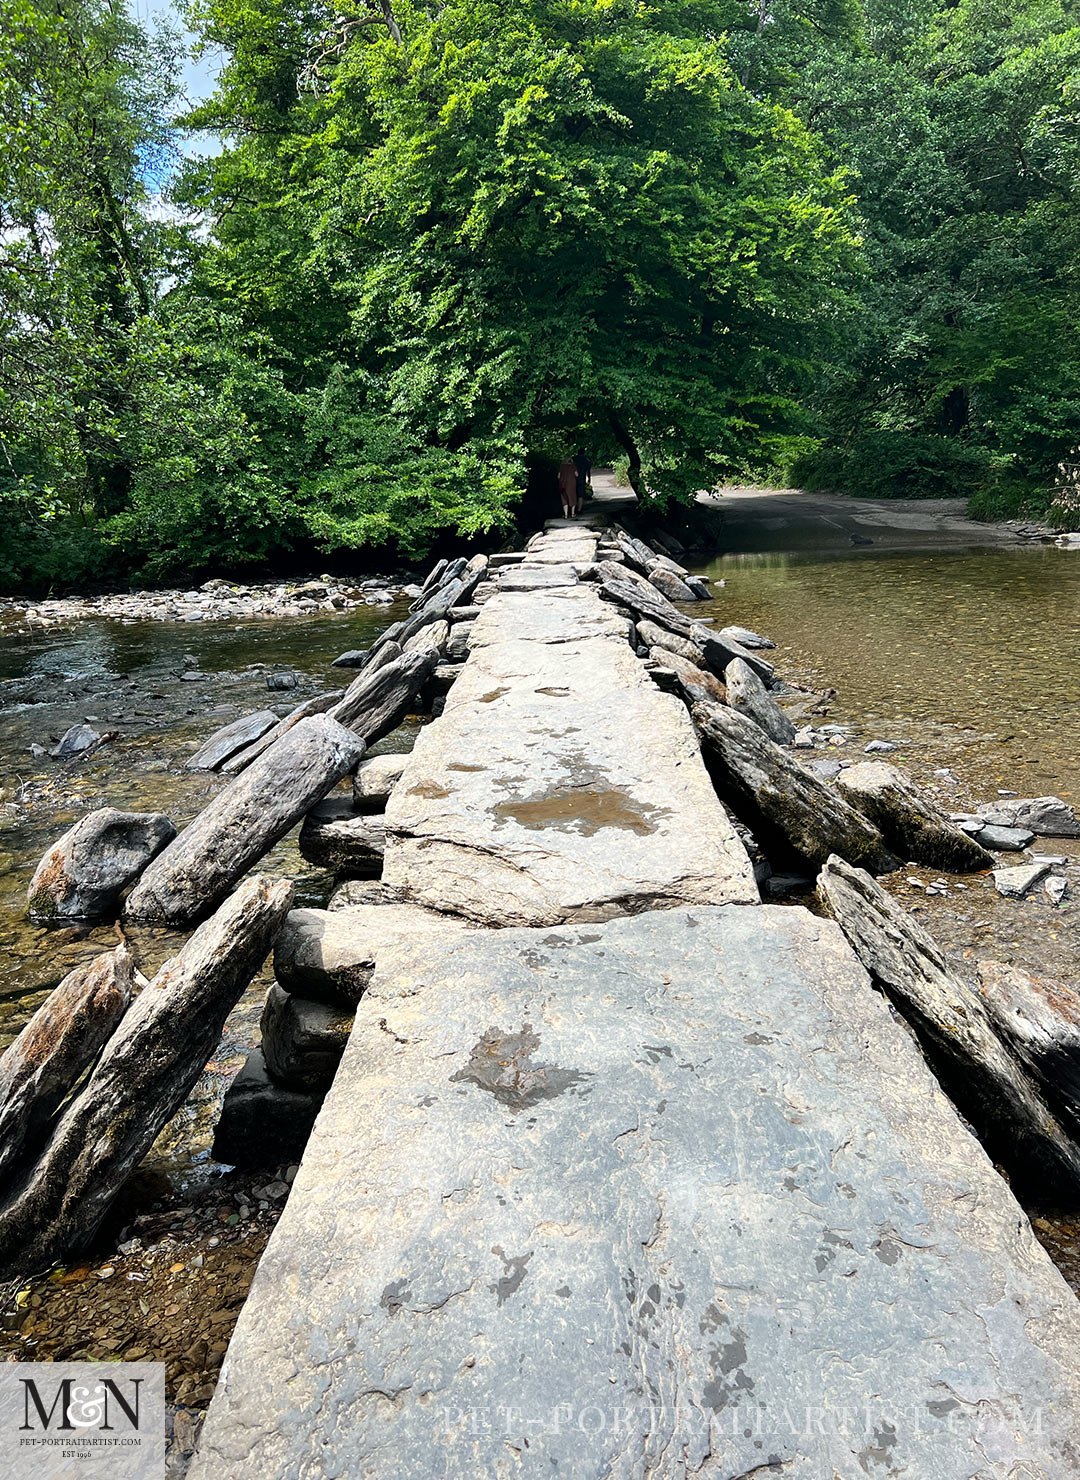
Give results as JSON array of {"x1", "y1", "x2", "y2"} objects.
[
  {"x1": 557, "y1": 456, "x2": 578, "y2": 519},
  {"x1": 573, "y1": 447, "x2": 592, "y2": 510}
]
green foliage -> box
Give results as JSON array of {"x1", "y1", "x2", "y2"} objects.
[
  {"x1": 4, "y1": 0, "x2": 1078, "y2": 593},
  {"x1": 780, "y1": 0, "x2": 1080, "y2": 506}
]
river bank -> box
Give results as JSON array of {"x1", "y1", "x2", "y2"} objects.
[{"x1": 701, "y1": 481, "x2": 1078, "y2": 550}]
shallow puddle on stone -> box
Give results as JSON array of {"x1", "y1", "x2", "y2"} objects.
[
  {"x1": 494, "y1": 787, "x2": 668, "y2": 836},
  {"x1": 408, "y1": 781, "x2": 451, "y2": 799}
]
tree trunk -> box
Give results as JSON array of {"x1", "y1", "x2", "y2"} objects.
[
  {"x1": 125, "y1": 716, "x2": 363, "y2": 926},
  {"x1": 0, "y1": 876, "x2": 294, "y2": 1278},
  {"x1": 609, "y1": 411, "x2": 642, "y2": 496}
]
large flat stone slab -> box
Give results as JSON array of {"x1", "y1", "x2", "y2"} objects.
[
  {"x1": 191, "y1": 906, "x2": 1080, "y2": 1478},
  {"x1": 498, "y1": 564, "x2": 580, "y2": 591},
  {"x1": 523, "y1": 540, "x2": 598, "y2": 565},
  {"x1": 382, "y1": 595, "x2": 757, "y2": 924},
  {"x1": 468, "y1": 587, "x2": 631, "y2": 648}
]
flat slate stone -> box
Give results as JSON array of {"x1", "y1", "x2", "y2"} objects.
[
  {"x1": 191, "y1": 906, "x2": 1080, "y2": 1479},
  {"x1": 524, "y1": 540, "x2": 598, "y2": 565},
  {"x1": 382, "y1": 592, "x2": 757, "y2": 924},
  {"x1": 498, "y1": 564, "x2": 580, "y2": 591},
  {"x1": 469, "y1": 587, "x2": 630, "y2": 648}
]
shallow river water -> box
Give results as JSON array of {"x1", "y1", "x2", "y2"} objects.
[{"x1": 694, "y1": 544, "x2": 1080, "y2": 804}]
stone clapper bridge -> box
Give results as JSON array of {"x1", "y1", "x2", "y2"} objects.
[{"x1": 191, "y1": 516, "x2": 1080, "y2": 1479}]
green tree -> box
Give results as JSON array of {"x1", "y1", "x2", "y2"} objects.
[
  {"x1": 172, "y1": 0, "x2": 856, "y2": 542},
  {"x1": 784, "y1": 0, "x2": 1080, "y2": 516},
  {"x1": 0, "y1": 0, "x2": 184, "y2": 583}
]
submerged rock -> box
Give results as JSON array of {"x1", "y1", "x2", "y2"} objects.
[
  {"x1": 51, "y1": 723, "x2": 102, "y2": 761},
  {"x1": 977, "y1": 796, "x2": 1079, "y2": 837},
  {"x1": 718, "y1": 624, "x2": 775, "y2": 650},
  {"x1": 28, "y1": 808, "x2": 176, "y2": 921}
]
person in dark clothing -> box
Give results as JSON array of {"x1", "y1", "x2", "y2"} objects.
[{"x1": 573, "y1": 448, "x2": 592, "y2": 507}]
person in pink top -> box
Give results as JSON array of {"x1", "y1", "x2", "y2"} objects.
[{"x1": 557, "y1": 456, "x2": 578, "y2": 519}]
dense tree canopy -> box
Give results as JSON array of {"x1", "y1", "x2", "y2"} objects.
[{"x1": 1, "y1": 0, "x2": 1078, "y2": 589}]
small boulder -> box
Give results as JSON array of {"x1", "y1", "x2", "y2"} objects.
[
  {"x1": 331, "y1": 650, "x2": 369, "y2": 669},
  {"x1": 298, "y1": 800, "x2": 385, "y2": 875},
  {"x1": 835, "y1": 763, "x2": 993, "y2": 872},
  {"x1": 724, "y1": 658, "x2": 795, "y2": 745},
  {"x1": 864, "y1": 740, "x2": 898, "y2": 755},
  {"x1": 266, "y1": 670, "x2": 299, "y2": 692},
  {"x1": 28, "y1": 808, "x2": 176, "y2": 922},
  {"x1": 975, "y1": 824, "x2": 1035, "y2": 853},
  {"x1": 977, "y1": 796, "x2": 1079, "y2": 838},
  {"x1": 647, "y1": 567, "x2": 696, "y2": 603},
  {"x1": 212, "y1": 1048, "x2": 324, "y2": 1169},
  {"x1": 353, "y1": 753, "x2": 409, "y2": 811},
  {"x1": 260, "y1": 982, "x2": 353, "y2": 1093}
]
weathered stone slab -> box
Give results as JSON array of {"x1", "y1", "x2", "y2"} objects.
[
  {"x1": 977, "y1": 795, "x2": 1080, "y2": 837},
  {"x1": 694, "y1": 701, "x2": 899, "y2": 875},
  {"x1": 383, "y1": 594, "x2": 757, "y2": 924},
  {"x1": 191, "y1": 906, "x2": 1080, "y2": 1479},
  {"x1": 274, "y1": 904, "x2": 472, "y2": 1006},
  {"x1": 0, "y1": 946, "x2": 134, "y2": 1186},
  {"x1": 977, "y1": 959, "x2": 1080, "y2": 1134},
  {"x1": 646, "y1": 648, "x2": 728, "y2": 706},
  {"x1": 524, "y1": 540, "x2": 597, "y2": 565},
  {"x1": 126, "y1": 716, "x2": 362, "y2": 925},
  {"x1": 469, "y1": 587, "x2": 630, "y2": 648},
  {"x1": 498, "y1": 564, "x2": 580, "y2": 591},
  {"x1": 817, "y1": 856, "x2": 1080, "y2": 1196},
  {"x1": 835, "y1": 761, "x2": 993, "y2": 871},
  {"x1": 0, "y1": 876, "x2": 293, "y2": 1276},
  {"x1": 724, "y1": 656, "x2": 795, "y2": 745},
  {"x1": 186, "y1": 710, "x2": 278, "y2": 770},
  {"x1": 220, "y1": 688, "x2": 348, "y2": 775}
]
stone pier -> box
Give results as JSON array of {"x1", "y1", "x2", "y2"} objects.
[{"x1": 190, "y1": 520, "x2": 1080, "y2": 1479}]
